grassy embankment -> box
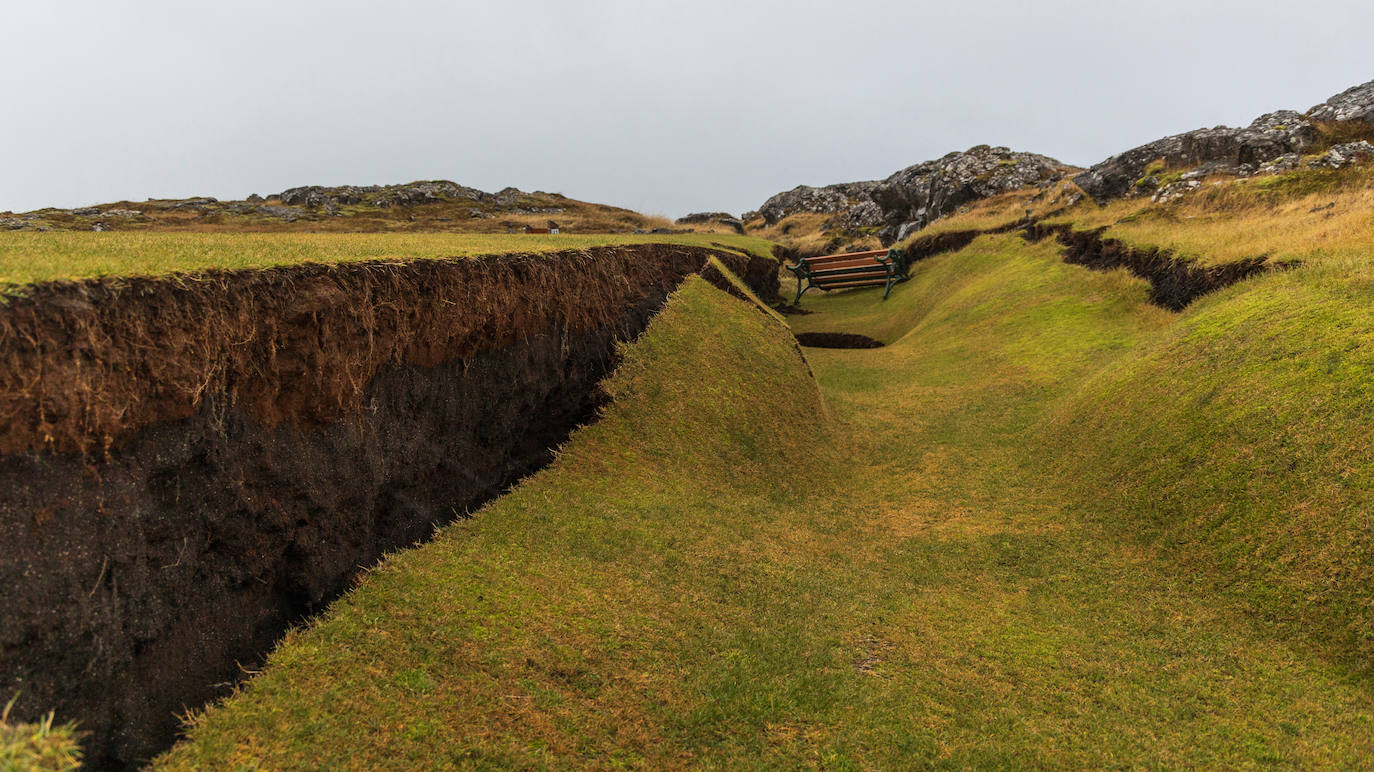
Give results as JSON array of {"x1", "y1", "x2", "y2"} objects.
[
  {"x1": 158, "y1": 168, "x2": 1374, "y2": 766},
  {"x1": 0, "y1": 232, "x2": 776, "y2": 288}
]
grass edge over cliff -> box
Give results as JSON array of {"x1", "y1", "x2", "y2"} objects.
[
  {"x1": 155, "y1": 275, "x2": 845, "y2": 768},
  {"x1": 0, "y1": 232, "x2": 777, "y2": 288}
]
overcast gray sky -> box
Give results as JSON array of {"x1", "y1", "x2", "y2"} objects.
[{"x1": 2, "y1": 1, "x2": 1372, "y2": 217}]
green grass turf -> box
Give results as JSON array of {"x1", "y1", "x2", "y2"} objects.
[
  {"x1": 153, "y1": 239, "x2": 1374, "y2": 768},
  {"x1": 0, "y1": 232, "x2": 776, "y2": 288}
]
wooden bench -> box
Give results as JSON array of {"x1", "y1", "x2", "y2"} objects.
[{"x1": 785, "y1": 248, "x2": 910, "y2": 305}]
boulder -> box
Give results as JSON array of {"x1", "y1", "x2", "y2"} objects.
[
  {"x1": 1308, "y1": 78, "x2": 1374, "y2": 124},
  {"x1": 676, "y1": 212, "x2": 746, "y2": 234},
  {"x1": 1074, "y1": 113, "x2": 1317, "y2": 202},
  {"x1": 755, "y1": 146, "x2": 1075, "y2": 244},
  {"x1": 758, "y1": 181, "x2": 878, "y2": 226},
  {"x1": 1308, "y1": 140, "x2": 1374, "y2": 169}
]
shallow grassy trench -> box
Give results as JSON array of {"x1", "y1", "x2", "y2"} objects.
[{"x1": 155, "y1": 236, "x2": 1374, "y2": 768}]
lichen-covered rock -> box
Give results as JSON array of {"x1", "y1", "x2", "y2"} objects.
[
  {"x1": 758, "y1": 181, "x2": 879, "y2": 225},
  {"x1": 1076, "y1": 79, "x2": 1374, "y2": 203},
  {"x1": 277, "y1": 181, "x2": 502, "y2": 209},
  {"x1": 870, "y1": 146, "x2": 1073, "y2": 243},
  {"x1": 756, "y1": 146, "x2": 1074, "y2": 245},
  {"x1": 1308, "y1": 140, "x2": 1374, "y2": 169},
  {"x1": 676, "y1": 212, "x2": 745, "y2": 234},
  {"x1": 1308, "y1": 78, "x2": 1374, "y2": 123},
  {"x1": 1074, "y1": 113, "x2": 1317, "y2": 202}
]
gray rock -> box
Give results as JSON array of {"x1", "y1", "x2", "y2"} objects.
[
  {"x1": 0, "y1": 217, "x2": 26, "y2": 230},
  {"x1": 758, "y1": 181, "x2": 878, "y2": 225},
  {"x1": 166, "y1": 197, "x2": 220, "y2": 212},
  {"x1": 246, "y1": 193, "x2": 264, "y2": 203},
  {"x1": 1074, "y1": 113, "x2": 1317, "y2": 202},
  {"x1": 676, "y1": 211, "x2": 734, "y2": 224},
  {"x1": 1308, "y1": 78, "x2": 1374, "y2": 124},
  {"x1": 1257, "y1": 153, "x2": 1302, "y2": 175},
  {"x1": 256, "y1": 205, "x2": 306, "y2": 222},
  {"x1": 1307, "y1": 140, "x2": 1374, "y2": 169},
  {"x1": 72, "y1": 207, "x2": 101, "y2": 217},
  {"x1": 1151, "y1": 179, "x2": 1201, "y2": 204},
  {"x1": 757, "y1": 145, "x2": 1075, "y2": 244},
  {"x1": 91, "y1": 222, "x2": 110, "y2": 232},
  {"x1": 676, "y1": 211, "x2": 745, "y2": 234},
  {"x1": 895, "y1": 221, "x2": 924, "y2": 242},
  {"x1": 101, "y1": 209, "x2": 142, "y2": 218}
]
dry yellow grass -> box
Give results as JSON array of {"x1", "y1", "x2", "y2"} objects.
[{"x1": 1049, "y1": 165, "x2": 1374, "y2": 266}]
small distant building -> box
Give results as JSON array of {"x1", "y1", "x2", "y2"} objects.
[{"x1": 524, "y1": 220, "x2": 561, "y2": 235}]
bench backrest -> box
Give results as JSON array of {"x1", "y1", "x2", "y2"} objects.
[{"x1": 800, "y1": 249, "x2": 890, "y2": 267}]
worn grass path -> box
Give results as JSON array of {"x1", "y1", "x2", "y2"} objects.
[
  {"x1": 779, "y1": 234, "x2": 1374, "y2": 766},
  {"x1": 157, "y1": 236, "x2": 1374, "y2": 768}
]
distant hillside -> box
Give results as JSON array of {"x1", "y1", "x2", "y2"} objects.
[{"x1": 0, "y1": 181, "x2": 726, "y2": 236}]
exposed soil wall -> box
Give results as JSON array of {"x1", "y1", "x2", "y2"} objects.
[
  {"x1": 1022, "y1": 223, "x2": 1282, "y2": 310},
  {"x1": 794, "y1": 332, "x2": 885, "y2": 349},
  {"x1": 0, "y1": 244, "x2": 776, "y2": 769}
]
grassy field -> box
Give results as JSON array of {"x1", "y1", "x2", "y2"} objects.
[
  {"x1": 0, "y1": 232, "x2": 776, "y2": 287},
  {"x1": 150, "y1": 228, "x2": 1374, "y2": 767}
]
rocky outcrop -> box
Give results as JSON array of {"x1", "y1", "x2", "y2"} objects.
[
  {"x1": 1308, "y1": 79, "x2": 1374, "y2": 124},
  {"x1": 1077, "y1": 78, "x2": 1374, "y2": 203},
  {"x1": 1309, "y1": 140, "x2": 1374, "y2": 169},
  {"x1": 1074, "y1": 112, "x2": 1318, "y2": 202},
  {"x1": 676, "y1": 212, "x2": 745, "y2": 234},
  {"x1": 756, "y1": 146, "x2": 1076, "y2": 245},
  {"x1": 277, "y1": 180, "x2": 512, "y2": 209}
]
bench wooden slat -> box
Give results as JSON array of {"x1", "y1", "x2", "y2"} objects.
[
  {"x1": 811, "y1": 265, "x2": 890, "y2": 279},
  {"x1": 817, "y1": 278, "x2": 891, "y2": 289},
  {"x1": 810, "y1": 259, "x2": 888, "y2": 271},
  {"x1": 802, "y1": 249, "x2": 890, "y2": 265}
]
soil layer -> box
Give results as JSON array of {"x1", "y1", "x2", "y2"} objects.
[
  {"x1": 1022, "y1": 223, "x2": 1280, "y2": 310},
  {"x1": 794, "y1": 332, "x2": 885, "y2": 349},
  {"x1": 0, "y1": 244, "x2": 776, "y2": 769}
]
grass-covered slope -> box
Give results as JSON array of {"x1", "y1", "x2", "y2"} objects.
[
  {"x1": 783, "y1": 235, "x2": 1374, "y2": 766},
  {"x1": 1046, "y1": 259, "x2": 1374, "y2": 670},
  {"x1": 0, "y1": 231, "x2": 777, "y2": 287},
  {"x1": 157, "y1": 278, "x2": 845, "y2": 768},
  {"x1": 159, "y1": 232, "x2": 1374, "y2": 768}
]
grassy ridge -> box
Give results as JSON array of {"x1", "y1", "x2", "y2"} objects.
[
  {"x1": 1045, "y1": 258, "x2": 1374, "y2": 669},
  {"x1": 0, "y1": 232, "x2": 776, "y2": 287},
  {"x1": 158, "y1": 278, "x2": 845, "y2": 768}
]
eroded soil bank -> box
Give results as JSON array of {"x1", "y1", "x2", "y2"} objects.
[
  {"x1": 794, "y1": 332, "x2": 885, "y2": 349},
  {"x1": 0, "y1": 244, "x2": 776, "y2": 769},
  {"x1": 1022, "y1": 223, "x2": 1280, "y2": 310}
]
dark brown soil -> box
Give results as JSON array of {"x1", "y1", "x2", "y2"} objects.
[
  {"x1": 1021, "y1": 223, "x2": 1283, "y2": 310},
  {"x1": 0, "y1": 244, "x2": 777, "y2": 769},
  {"x1": 794, "y1": 332, "x2": 885, "y2": 349},
  {"x1": 903, "y1": 229, "x2": 983, "y2": 261}
]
